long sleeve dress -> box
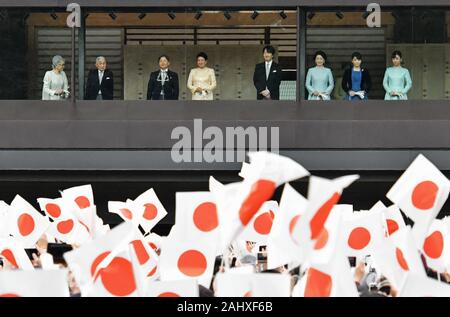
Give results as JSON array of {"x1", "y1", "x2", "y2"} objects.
[
  {"x1": 42, "y1": 70, "x2": 69, "y2": 100},
  {"x1": 383, "y1": 66, "x2": 412, "y2": 100},
  {"x1": 187, "y1": 67, "x2": 217, "y2": 101},
  {"x1": 305, "y1": 66, "x2": 335, "y2": 100}
]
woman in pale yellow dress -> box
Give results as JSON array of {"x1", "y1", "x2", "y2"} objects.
[{"x1": 187, "y1": 52, "x2": 217, "y2": 100}]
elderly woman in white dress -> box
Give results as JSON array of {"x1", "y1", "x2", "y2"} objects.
[
  {"x1": 42, "y1": 55, "x2": 70, "y2": 100},
  {"x1": 187, "y1": 52, "x2": 217, "y2": 100}
]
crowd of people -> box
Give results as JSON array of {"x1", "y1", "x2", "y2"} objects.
[
  {"x1": 1, "y1": 152, "x2": 450, "y2": 297},
  {"x1": 41, "y1": 46, "x2": 413, "y2": 101}
]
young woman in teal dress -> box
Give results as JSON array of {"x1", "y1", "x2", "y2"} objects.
[
  {"x1": 305, "y1": 51, "x2": 334, "y2": 100},
  {"x1": 383, "y1": 50, "x2": 412, "y2": 100}
]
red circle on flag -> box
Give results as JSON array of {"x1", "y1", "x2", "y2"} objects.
[
  {"x1": 75, "y1": 196, "x2": 91, "y2": 209},
  {"x1": 347, "y1": 227, "x2": 371, "y2": 250},
  {"x1": 90, "y1": 252, "x2": 136, "y2": 296},
  {"x1": 289, "y1": 215, "x2": 300, "y2": 235},
  {"x1": 131, "y1": 240, "x2": 150, "y2": 265},
  {"x1": 310, "y1": 192, "x2": 340, "y2": 240},
  {"x1": 193, "y1": 202, "x2": 218, "y2": 232},
  {"x1": 304, "y1": 268, "x2": 332, "y2": 297},
  {"x1": 1, "y1": 249, "x2": 18, "y2": 268},
  {"x1": 314, "y1": 228, "x2": 329, "y2": 250},
  {"x1": 253, "y1": 211, "x2": 274, "y2": 235},
  {"x1": 147, "y1": 266, "x2": 157, "y2": 277},
  {"x1": 423, "y1": 230, "x2": 444, "y2": 259},
  {"x1": 411, "y1": 181, "x2": 438, "y2": 210},
  {"x1": 177, "y1": 249, "x2": 207, "y2": 277},
  {"x1": 395, "y1": 248, "x2": 409, "y2": 271},
  {"x1": 45, "y1": 203, "x2": 61, "y2": 218},
  {"x1": 0, "y1": 293, "x2": 20, "y2": 297},
  {"x1": 386, "y1": 219, "x2": 399, "y2": 236},
  {"x1": 17, "y1": 213, "x2": 35, "y2": 236},
  {"x1": 57, "y1": 219, "x2": 74, "y2": 234},
  {"x1": 158, "y1": 292, "x2": 180, "y2": 297},
  {"x1": 239, "y1": 180, "x2": 276, "y2": 226},
  {"x1": 120, "y1": 208, "x2": 133, "y2": 220},
  {"x1": 143, "y1": 203, "x2": 158, "y2": 220}
]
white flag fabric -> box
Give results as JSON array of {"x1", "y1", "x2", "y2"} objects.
[
  {"x1": 7, "y1": 195, "x2": 49, "y2": 248},
  {"x1": 0, "y1": 201, "x2": 9, "y2": 238},
  {"x1": 146, "y1": 279, "x2": 199, "y2": 297},
  {"x1": 0, "y1": 270, "x2": 70, "y2": 297},
  {"x1": 399, "y1": 273, "x2": 450, "y2": 297},
  {"x1": 214, "y1": 271, "x2": 253, "y2": 297},
  {"x1": 267, "y1": 184, "x2": 307, "y2": 269},
  {"x1": 250, "y1": 273, "x2": 291, "y2": 297}
]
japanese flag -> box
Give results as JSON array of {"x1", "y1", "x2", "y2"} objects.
[
  {"x1": 238, "y1": 200, "x2": 278, "y2": 244},
  {"x1": 47, "y1": 214, "x2": 90, "y2": 245},
  {"x1": 386, "y1": 154, "x2": 450, "y2": 225},
  {"x1": 291, "y1": 175, "x2": 359, "y2": 258},
  {"x1": 382, "y1": 204, "x2": 406, "y2": 237},
  {"x1": 146, "y1": 280, "x2": 199, "y2": 297},
  {"x1": 175, "y1": 191, "x2": 219, "y2": 249},
  {"x1": 133, "y1": 188, "x2": 168, "y2": 234},
  {"x1": 129, "y1": 234, "x2": 159, "y2": 281},
  {"x1": 108, "y1": 200, "x2": 141, "y2": 227},
  {"x1": 7, "y1": 195, "x2": 49, "y2": 248},
  {"x1": 61, "y1": 184, "x2": 94, "y2": 211},
  {"x1": 0, "y1": 238, "x2": 34, "y2": 270},
  {"x1": 0, "y1": 270, "x2": 70, "y2": 297},
  {"x1": 301, "y1": 253, "x2": 358, "y2": 297},
  {"x1": 399, "y1": 273, "x2": 450, "y2": 297},
  {"x1": 267, "y1": 184, "x2": 307, "y2": 269},
  {"x1": 372, "y1": 226, "x2": 426, "y2": 289},
  {"x1": 341, "y1": 209, "x2": 385, "y2": 257},
  {"x1": 308, "y1": 205, "x2": 350, "y2": 265},
  {"x1": 64, "y1": 222, "x2": 139, "y2": 297},
  {"x1": 421, "y1": 218, "x2": 450, "y2": 272},
  {"x1": 37, "y1": 197, "x2": 73, "y2": 220},
  {"x1": 212, "y1": 152, "x2": 309, "y2": 250},
  {"x1": 159, "y1": 226, "x2": 217, "y2": 288}
]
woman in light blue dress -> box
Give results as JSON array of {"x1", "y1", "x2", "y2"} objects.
[
  {"x1": 383, "y1": 50, "x2": 412, "y2": 100},
  {"x1": 306, "y1": 51, "x2": 334, "y2": 100}
]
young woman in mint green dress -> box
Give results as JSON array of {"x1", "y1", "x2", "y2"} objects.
[{"x1": 383, "y1": 50, "x2": 412, "y2": 100}]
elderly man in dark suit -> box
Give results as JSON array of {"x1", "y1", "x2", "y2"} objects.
[
  {"x1": 253, "y1": 45, "x2": 283, "y2": 100},
  {"x1": 85, "y1": 56, "x2": 114, "y2": 100},
  {"x1": 147, "y1": 55, "x2": 179, "y2": 100}
]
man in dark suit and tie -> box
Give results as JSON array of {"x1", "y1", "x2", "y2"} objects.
[
  {"x1": 147, "y1": 55, "x2": 179, "y2": 100},
  {"x1": 253, "y1": 45, "x2": 283, "y2": 100},
  {"x1": 85, "y1": 56, "x2": 114, "y2": 100}
]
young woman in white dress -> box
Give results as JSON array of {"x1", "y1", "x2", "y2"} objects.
[{"x1": 187, "y1": 52, "x2": 217, "y2": 101}]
